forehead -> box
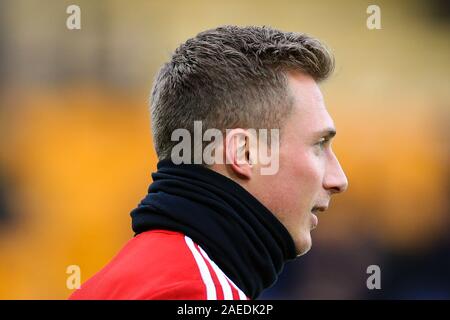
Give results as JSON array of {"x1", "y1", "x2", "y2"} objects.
[{"x1": 286, "y1": 72, "x2": 334, "y2": 133}]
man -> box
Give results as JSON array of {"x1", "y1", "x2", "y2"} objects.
[{"x1": 69, "y1": 25, "x2": 348, "y2": 300}]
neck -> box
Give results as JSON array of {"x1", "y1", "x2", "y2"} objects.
[{"x1": 131, "y1": 160, "x2": 297, "y2": 299}]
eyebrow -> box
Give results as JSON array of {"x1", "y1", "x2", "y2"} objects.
[{"x1": 316, "y1": 128, "x2": 336, "y2": 140}]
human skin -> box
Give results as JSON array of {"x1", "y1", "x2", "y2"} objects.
[{"x1": 215, "y1": 71, "x2": 348, "y2": 256}]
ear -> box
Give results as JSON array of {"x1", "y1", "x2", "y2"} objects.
[{"x1": 225, "y1": 129, "x2": 254, "y2": 179}]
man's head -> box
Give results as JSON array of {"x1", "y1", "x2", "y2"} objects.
[{"x1": 150, "y1": 25, "x2": 348, "y2": 256}]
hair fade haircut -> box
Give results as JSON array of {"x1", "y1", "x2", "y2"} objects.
[{"x1": 150, "y1": 25, "x2": 334, "y2": 160}]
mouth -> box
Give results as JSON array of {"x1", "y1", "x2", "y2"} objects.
[{"x1": 310, "y1": 205, "x2": 328, "y2": 230}]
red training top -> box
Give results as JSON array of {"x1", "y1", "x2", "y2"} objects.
[{"x1": 69, "y1": 230, "x2": 248, "y2": 300}]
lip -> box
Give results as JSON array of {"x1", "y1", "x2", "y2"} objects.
[
  {"x1": 310, "y1": 204, "x2": 328, "y2": 230},
  {"x1": 312, "y1": 205, "x2": 329, "y2": 212},
  {"x1": 311, "y1": 213, "x2": 318, "y2": 229}
]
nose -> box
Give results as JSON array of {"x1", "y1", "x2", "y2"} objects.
[{"x1": 323, "y1": 152, "x2": 348, "y2": 194}]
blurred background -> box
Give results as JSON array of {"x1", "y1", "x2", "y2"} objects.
[{"x1": 0, "y1": 0, "x2": 449, "y2": 299}]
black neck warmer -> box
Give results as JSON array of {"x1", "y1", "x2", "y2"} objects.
[{"x1": 131, "y1": 160, "x2": 297, "y2": 299}]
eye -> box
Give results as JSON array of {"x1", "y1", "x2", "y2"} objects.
[{"x1": 315, "y1": 137, "x2": 330, "y2": 150}]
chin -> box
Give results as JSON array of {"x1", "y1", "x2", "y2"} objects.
[{"x1": 294, "y1": 232, "x2": 312, "y2": 257}]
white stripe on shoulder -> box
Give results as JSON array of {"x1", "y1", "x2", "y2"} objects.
[
  {"x1": 224, "y1": 274, "x2": 247, "y2": 300},
  {"x1": 198, "y1": 246, "x2": 233, "y2": 300},
  {"x1": 184, "y1": 236, "x2": 217, "y2": 300},
  {"x1": 197, "y1": 245, "x2": 247, "y2": 300}
]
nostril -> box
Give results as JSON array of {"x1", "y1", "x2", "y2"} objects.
[{"x1": 328, "y1": 186, "x2": 342, "y2": 194}]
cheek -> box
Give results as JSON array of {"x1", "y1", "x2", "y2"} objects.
[
  {"x1": 281, "y1": 147, "x2": 323, "y2": 192},
  {"x1": 264, "y1": 148, "x2": 321, "y2": 218}
]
